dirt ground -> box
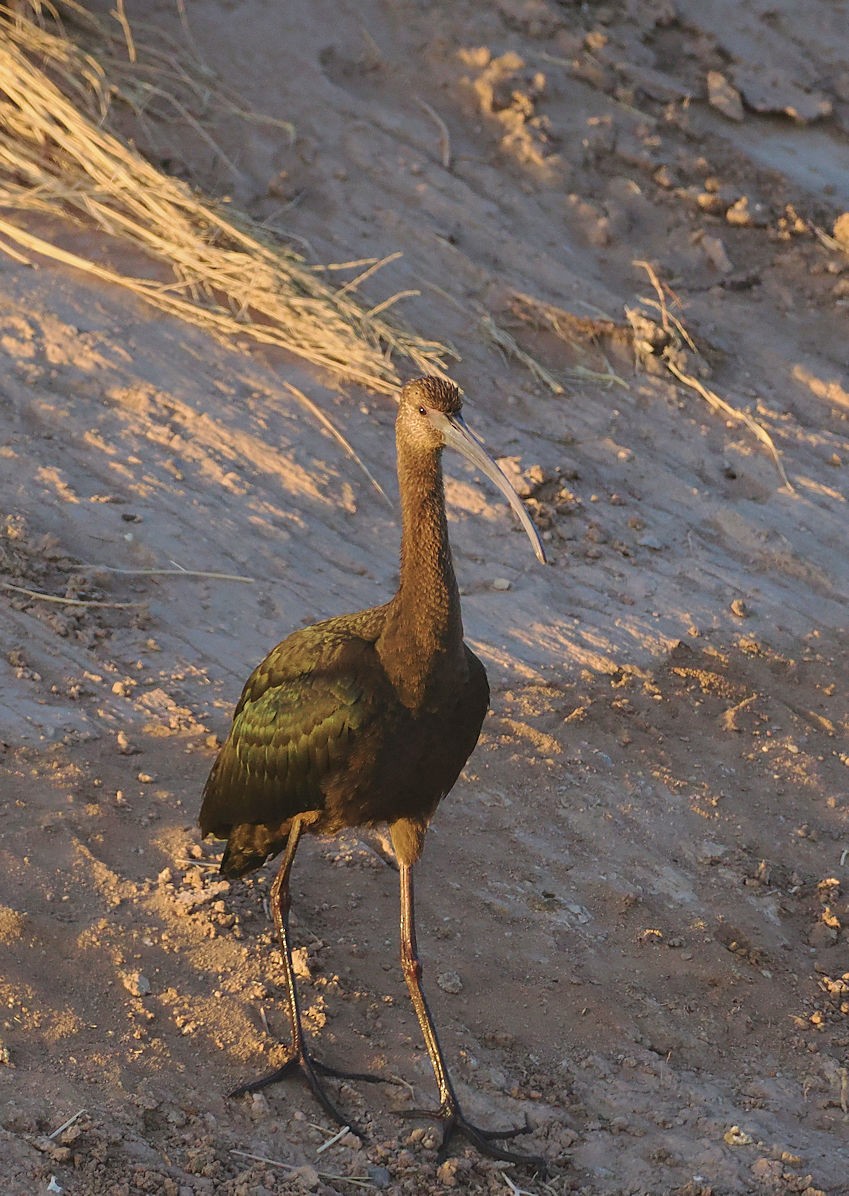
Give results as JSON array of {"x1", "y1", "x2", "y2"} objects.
[{"x1": 2, "y1": 1, "x2": 849, "y2": 1193}]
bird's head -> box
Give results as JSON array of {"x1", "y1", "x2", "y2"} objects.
[
  {"x1": 398, "y1": 376, "x2": 463, "y2": 453},
  {"x1": 398, "y1": 376, "x2": 547, "y2": 564}
]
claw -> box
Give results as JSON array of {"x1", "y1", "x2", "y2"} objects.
[
  {"x1": 229, "y1": 1049, "x2": 363, "y2": 1134},
  {"x1": 400, "y1": 1101, "x2": 546, "y2": 1172}
]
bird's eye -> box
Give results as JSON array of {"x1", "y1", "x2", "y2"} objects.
[{"x1": 418, "y1": 406, "x2": 427, "y2": 416}]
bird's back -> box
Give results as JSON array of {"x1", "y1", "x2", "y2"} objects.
[{"x1": 199, "y1": 603, "x2": 488, "y2": 877}]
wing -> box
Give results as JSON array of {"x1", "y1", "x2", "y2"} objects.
[{"x1": 199, "y1": 617, "x2": 387, "y2": 840}]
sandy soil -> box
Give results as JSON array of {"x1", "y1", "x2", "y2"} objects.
[{"x1": 2, "y1": 1, "x2": 849, "y2": 1192}]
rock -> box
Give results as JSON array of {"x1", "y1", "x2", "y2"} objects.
[
  {"x1": 751, "y1": 1158, "x2": 783, "y2": 1183},
  {"x1": 492, "y1": 577, "x2": 511, "y2": 591},
  {"x1": 833, "y1": 213, "x2": 849, "y2": 249},
  {"x1": 292, "y1": 946, "x2": 311, "y2": 979},
  {"x1": 724, "y1": 1124, "x2": 754, "y2": 1146},
  {"x1": 116, "y1": 730, "x2": 139, "y2": 755},
  {"x1": 726, "y1": 196, "x2": 768, "y2": 228},
  {"x1": 495, "y1": 456, "x2": 533, "y2": 497},
  {"x1": 808, "y1": 922, "x2": 838, "y2": 949},
  {"x1": 706, "y1": 71, "x2": 744, "y2": 122},
  {"x1": 733, "y1": 66, "x2": 832, "y2": 123},
  {"x1": 697, "y1": 189, "x2": 728, "y2": 215},
  {"x1": 32, "y1": 1136, "x2": 71, "y2": 1162},
  {"x1": 436, "y1": 1158, "x2": 461, "y2": 1186},
  {"x1": 122, "y1": 971, "x2": 151, "y2": 997},
  {"x1": 437, "y1": 970, "x2": 463, "y2": 994},
  {"x1": 293, "y1": 1164, "x2": 321, "y2": 1190},
  {"x1": 698, "y1": 841, "x2": 728, "y2": 865},
  {"x1": 702, "y1": 234, "x2": 733, "y2": 273}
]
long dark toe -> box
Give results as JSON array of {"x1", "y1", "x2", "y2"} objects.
[
  {"x1": 228, "y1": 1056, "x2": 300, "y2": 1098},
  {"x1": 447, "y1": 1117, "x2": 546, "y2": 1173},
  {"x1": 462, "y1": 1114, "x2": 532, "y2": 1142},
  {"x1": 400, "y1": 1102, "x2": 545, "y2": 1172},
  {"x1": 228, "y1": 1051, "x2": 359, "y2": 1133},
  {"x1": 312, "y1": 1059, "x2": 399, "y2": 1086}
]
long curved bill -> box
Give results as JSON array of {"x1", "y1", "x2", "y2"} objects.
[{"x1": 434, "y1": 410, "x2": 547, "y2": 565}]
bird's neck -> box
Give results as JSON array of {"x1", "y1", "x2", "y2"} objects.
[{"x1": 378, "y1": 444, "x2": 465, "y2": 708}]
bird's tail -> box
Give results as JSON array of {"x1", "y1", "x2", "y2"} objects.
[{"x1": 219, "y1": 823, "x2": 284, "y2": 879}]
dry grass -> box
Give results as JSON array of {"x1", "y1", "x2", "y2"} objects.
[
  {"x1": 632, "y1": 260, "x2": 794, "y2": 491},
  {"x1": 0, "y1": 2, "x2": 452, "y2": 395},
  {"x1": 506, "y1": 290, "x2": 629, "y2": 390},
  {"x1": 479, "y1": 310, "x2": 566, "y2": 395},
  {"x1": 505, "y1": 275, "x2": 792, "y2": 490}
]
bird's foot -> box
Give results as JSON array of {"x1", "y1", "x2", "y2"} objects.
[
  {"x1": 401, "y1": 1100, "x2": 546, "y2": 1172},
  {"x1": 228, "y1": 1048, "x2": 388, "y2": 1133},
  {"x1": 312, "y1": 1058, "x2": 394, "y2": 1085}
]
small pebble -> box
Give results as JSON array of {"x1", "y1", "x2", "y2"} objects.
[
  {"x1": 437, "y1": 970, "x2": 463, "y2": 994},
  {"x1": 730, "y1": 598, "x2": 748, "y2": 618},
  {"x1": 436, "y1": 1158, "x2": 460, "y2": 1186},
  {"x1": 368, "y1": 1166, "x2": 392, "y2": 1189},
  {"x1": 725, "y1": 195, "x2": 767, "y2": 227},
  {"x1": 492, "y1": 578, "x2": 511, "y2": 591},
  {"x1": 116, "y1": 730, "x2": 138, "y2": 755},
  {"x1": 123, "y1": 971, "x2": 151, "y2": 997},
  {"x1": 833, "y1": 212, "x2": 849, "y2": 248},
  {"x1": 292, "y1": 945, "x2": 312, "y2": 979},
  {"x1": 724, "y1": 1125, "x2": 754, "y2": 1146},
  {"x1": 706, "y1": 70, "x2": 744, "y2": 121},
  {"x1": 702, "y1": 233, "x2": 733, "y2": 273},
  {"x1": 293, "y1": 1164, "x2": 320, "y2": 1189}
]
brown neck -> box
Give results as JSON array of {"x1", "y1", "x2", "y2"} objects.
[{"x1": 378, "y1": 440, "x2": 465, "y2": 707}]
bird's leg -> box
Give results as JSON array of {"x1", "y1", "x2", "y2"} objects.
[
  {"x1": 397, "y1": 863, "x2": 546, "y2": 1171},
  {"x1": 229, "y1": 816, "x2": 378, "y2": 1127}
]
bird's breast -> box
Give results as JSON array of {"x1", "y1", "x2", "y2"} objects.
[{"x1": 322, "y1": 650, "x2": 488, "y2": 831}]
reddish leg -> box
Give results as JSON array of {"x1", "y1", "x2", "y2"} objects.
[
  {"x1": 229, "y1": 816, "x2": 381, "y2": 1128},
  {"x1": 397, "y1": 862, "x2": 546, "y2": 1171}
]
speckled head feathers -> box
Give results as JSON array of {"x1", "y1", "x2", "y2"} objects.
[{"x1": 400, "y1": 376, "x2": 462, "y2": 415}]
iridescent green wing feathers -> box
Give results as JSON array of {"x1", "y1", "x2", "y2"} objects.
[{"x1": 200, "y1": 616, "x2": 386, "y2": 837}]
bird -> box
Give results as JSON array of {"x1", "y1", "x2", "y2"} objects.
[{"x1": 199, "y1": 376, "x2": 547, "y2": 1167}]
